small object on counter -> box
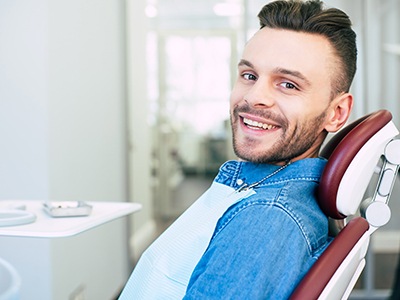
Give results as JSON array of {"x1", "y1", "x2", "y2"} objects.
[{"x1": 43, "y1": 201, "x2": 92, "y2": 217}]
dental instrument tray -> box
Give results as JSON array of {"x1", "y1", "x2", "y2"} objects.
[{"x1": 43, "y1": 201, "x2": 92, "y2": 217}]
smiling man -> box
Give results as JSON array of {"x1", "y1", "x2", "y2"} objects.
[
  {"x1": 119, "y1": 1, "x2": 357, "y2": 299},
  {"x1": 230, "y1": 26, "x2": 353, "y2": 165}
]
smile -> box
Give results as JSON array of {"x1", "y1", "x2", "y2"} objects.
[{"x1": 243, "y1": 117, "x2": 277, "y2": 130}]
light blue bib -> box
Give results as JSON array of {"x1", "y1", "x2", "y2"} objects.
[{"x1": 119, "y1": 181, "x2": 255, "y2": 299}]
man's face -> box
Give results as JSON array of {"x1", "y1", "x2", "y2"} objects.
[{"x1": 230, "y1": 27, "x2": 338, "y2": 165}]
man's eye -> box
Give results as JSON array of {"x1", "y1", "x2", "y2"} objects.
[
  {"x1": 280, "y1": 82, "x2": 297, "y2": 90},
  {"x1": 243, "y1": 73, "x2": 257, "y2": 81}
]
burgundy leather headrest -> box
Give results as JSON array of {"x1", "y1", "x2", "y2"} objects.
[{"x1": 318, "y1": 110, "x2": 393, "y2": 219}]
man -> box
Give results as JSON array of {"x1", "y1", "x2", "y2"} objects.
[{"x1": 119, "y1": 0, "x2": 357, "y2": 298}]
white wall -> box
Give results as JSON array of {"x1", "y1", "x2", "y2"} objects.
[
  {"x1": 0, "y1": 0, "x2": 50, "y2": 199},
  {"x1": 46, "y1": 0, "x2": 128, "y2": 201},
  {"x1": 0, "y1": 1, "x2": 127, "y2": 201},
  {"x1": 0, "y1": 0, "x2": 131, "y2": 298},
  {"x1": 126, "y1": 0, "x2": 155, "y2": 263}
]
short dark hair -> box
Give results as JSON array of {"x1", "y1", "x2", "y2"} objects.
[{"x1": 258, "y1": 0, "x2": 357, "y2": 95}]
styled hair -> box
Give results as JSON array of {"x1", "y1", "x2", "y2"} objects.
[{"x1": 258, "y1": 0, "x2": 357, "y2": 95}]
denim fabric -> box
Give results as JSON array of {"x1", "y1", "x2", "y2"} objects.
[
  {"x1": 184, "y1": 158, "x2": 330, "y2": 299},
  {"x1": 120, "y1": 158, "x2": 329, "y2": 300}
]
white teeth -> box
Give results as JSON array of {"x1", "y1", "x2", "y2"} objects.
[{"x1": 243, "y1": 118, "x2": 276, "y2": 130}]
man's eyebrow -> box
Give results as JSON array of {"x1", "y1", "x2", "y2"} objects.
[
  {"x1": 273, "y1": 67, "x2": 311, "y2": 86},
  {"x1": 238, "y1": 59, "x2": 254, "y2": 68}
]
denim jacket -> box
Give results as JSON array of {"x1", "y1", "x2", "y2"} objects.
[
  {"x1": 119, "y1": 158, "x2": 329, "y2": 300},
  {"x1": 184, "y1": 158, "x2": 330, "y2": 299}
]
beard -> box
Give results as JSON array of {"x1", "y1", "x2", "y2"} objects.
[{"x1": 230, "y1": 104, "x2": 327, "y2": 164}]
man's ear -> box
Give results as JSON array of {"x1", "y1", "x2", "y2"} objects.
[{"x1": 324, "y1": 92, "x2": 353, "y2": 133}]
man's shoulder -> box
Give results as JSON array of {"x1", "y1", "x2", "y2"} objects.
[
  {"x1": 276, "y1": 157, "x2": 327, "y2": 182},
  {"x1": 218, "y1": 173, "x2": 329, "y2": 253}
]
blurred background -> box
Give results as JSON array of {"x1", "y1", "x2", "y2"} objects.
[{"x1": 0, "y1": 0, "x2": 399, "y2": 299}]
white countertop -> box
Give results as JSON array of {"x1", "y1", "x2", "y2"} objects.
[{"x1": 0, "y1": 200, "x2": 142, "y2": 238}]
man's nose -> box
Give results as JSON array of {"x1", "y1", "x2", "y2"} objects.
[{"x1": 244, "y1": 81, "x2": 275, "y2": 108}]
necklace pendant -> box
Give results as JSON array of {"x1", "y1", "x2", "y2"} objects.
[
  {"x1": 235, "y1": 161, "x2": 291, "y2": 193},
  {"x1": 236, "y1": 183, "x2": 249, "y2": 193}
]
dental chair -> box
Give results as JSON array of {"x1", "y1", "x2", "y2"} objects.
[{"x1": 290, "y1": 109, "x2": 400, "y2": 299}]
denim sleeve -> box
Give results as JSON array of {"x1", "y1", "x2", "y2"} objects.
[{"x1": 183, "y1": 203, "x2": 316, "y2": 300}]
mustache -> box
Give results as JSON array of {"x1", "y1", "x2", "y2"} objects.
[{"x1": 232, "y1": 103, "x2": 288, "y2": 128}]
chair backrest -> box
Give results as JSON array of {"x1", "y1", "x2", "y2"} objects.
[{"x1": 290, "y1": 110, "x2": 400, "y2": 299}]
